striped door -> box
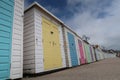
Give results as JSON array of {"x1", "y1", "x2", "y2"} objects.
[
  {"x1": 67, "y1": 32, "x2": 78, "y2": 66},
  {"x1": 0, "y1": 0, "x2": 14, "y2": 79}
]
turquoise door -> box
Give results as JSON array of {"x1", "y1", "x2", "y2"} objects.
[
  {"x1": 0, "y1": 0, "x2": 14, "y2": 79},
  {"x1": 67, "y1": 32, "x2": 78, "y2": 66}
]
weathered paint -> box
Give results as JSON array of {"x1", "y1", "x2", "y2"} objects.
[
  {"x1": 42, "y1": 17, "x2": 62, "y2": 70},
  {"x1": 10, "y1": 0, "x2": 24, "y2": 79},
  {"x1": 24, "y1": 8, "x2": 36, "y2": 73},
  {"x1": 67, "y1": 32, "x2": 78, "y2": 66},
  {"x1": 0, "y1": 0, "x2": 14, "y2": 79},
  {"x1": 78, "y1": 40, "x2": 86, "y2": 64}
]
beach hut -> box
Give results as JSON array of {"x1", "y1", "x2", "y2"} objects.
[
  {"x1": 89, "y1": 45, "x2": 96, "y2": 62},
  {"x1": 95, "y1": 48, "x2": 101, "y2": 60},
  {"x1": 90, "y1": 46, "x2": 96, "y2": 62},
  {"x1": 24, "y1": 2, "x2": 66, "y2": 74},
  {"x1": 83, "y1": 42, "x2": 92, "y2": 63},
  {"x1": 0, "y1": 0, "x2": 24, "y2": 79},
  {"x1": 94, "y1": 46, "x2": 103, "y2": 60},
  {"x1": 89, "y1": 45, "x2": 94, "y2": 62},
  {"x1": 76, "y1": 37, "x2": 86, "y2": 64},
  {"x1": 63, "y1": 26, "x2": 80, "y2": 67}
]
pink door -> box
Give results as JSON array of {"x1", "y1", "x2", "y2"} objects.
[{"x1": 78, "y1": 40, "x2": 86, "y2": 64}]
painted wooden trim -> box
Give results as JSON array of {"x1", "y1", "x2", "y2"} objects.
[{"x1": 10, "y1": 0, "x2": 24, "y2": 79}]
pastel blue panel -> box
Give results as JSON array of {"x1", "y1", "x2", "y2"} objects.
[
  {"x1": 0, "y1": 57, "x2": 9, "y2": 63},
  {"x1": 0, "y1": 44, "x2": 10, "y2": 50},
  {"x1": 0, "y1": 64, "x2": 9, "y2": 70},
  {"x1": 0, "y1": 8, "x2": 12, "y2": 18},
  {"x1": 0, "y1": 50, "x2": 9, "y2": 56},
  {"x1": 0, "y1": 19, "x2": 12, "y2": 27},
  {"x1": 0, "y1": 0, "x2": 13, "y2": 10},
  {"x1": 0, "y1": 71, "x2": 9, "y2": 79},
  {"x1": 0, "y1": 37, "x2": 10, "y2": 43},
  {"x1": 0, "y1": 30, "x2": 10, "y2": 38},
  {"x1": 0, "y1": 0, "x2": 14, "y2": 79},
  {"x1": 0, "y1": 0, "x2": 14, "y2": 6},
  {"x1": 1, "y1": 0, "x2": 14, "y2": 6},
  {"x1": 0, "y1": 13, "x2": 11, "y2": 22},
  {"x1": 0, "y1": 26, "x2": 11, "y2": 32},
  {"x1": 67, "y1": 32, "x2": 78, "y2": 66}
]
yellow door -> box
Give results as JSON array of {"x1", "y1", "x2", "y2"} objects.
[{"x1": 42, "y1": 17, "x2": 62, "y2": 70}]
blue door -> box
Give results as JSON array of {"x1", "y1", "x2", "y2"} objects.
[
  {"x1": 67, "y1": 32, "x2": 78, "y2": 66},
  {"x1": 0, "y1": 0, "x2": 14, "y2": 79}
]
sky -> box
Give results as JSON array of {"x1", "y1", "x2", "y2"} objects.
[{"x1": 25, "y1": 0, "x2": 120, "y2": 50}]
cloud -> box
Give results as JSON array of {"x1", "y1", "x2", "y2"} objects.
[
  {"x1": 66, "y1": 0, "x2": 113, "y2": 16},
  {"x1": 24, "y1": 0, "x2": 120, "y2": 50},
  {"x1": 65, "y1": 0, "x2": 120, "y2": 50}
]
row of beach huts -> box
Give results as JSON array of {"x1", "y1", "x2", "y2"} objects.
[{"x1": 0, "y1": 0, "x2": 117, "y2": 80}]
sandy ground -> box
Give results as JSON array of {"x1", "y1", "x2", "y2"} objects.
[{"x1": 23, "y1": 58, "x2": 120, "y2": 80}]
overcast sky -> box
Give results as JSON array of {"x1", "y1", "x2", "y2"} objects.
[{"x1": 25, "y1": 0, "x2": 120, "y2": 50}]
